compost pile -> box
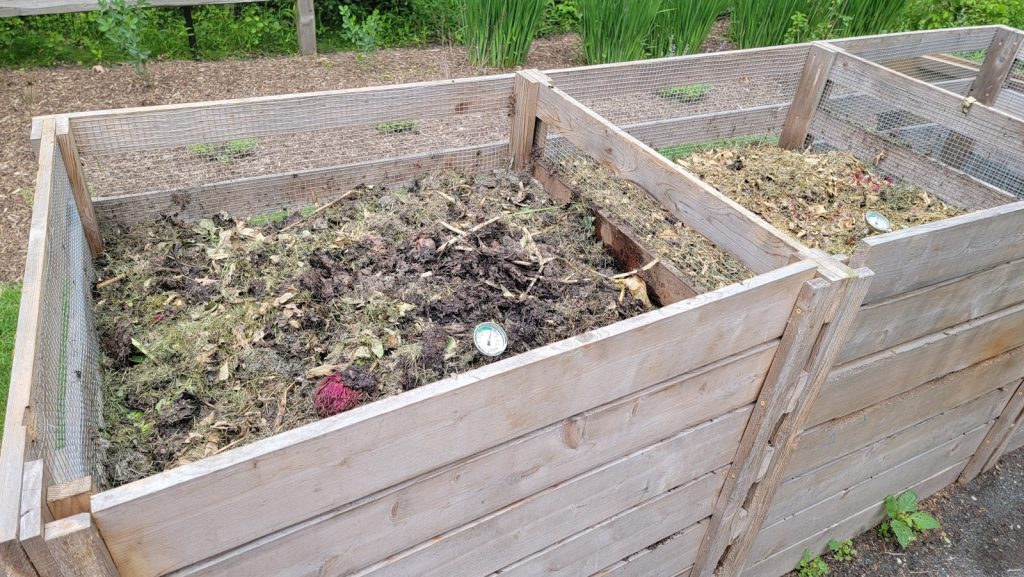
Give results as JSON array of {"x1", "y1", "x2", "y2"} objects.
[
  {"x1": 94, "y1": 170, "x2": 649, "y2": 487},
  {"x1": 678, "y1": 144, "x2": 964, "y2": 255}
]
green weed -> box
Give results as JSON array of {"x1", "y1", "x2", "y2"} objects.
[
  {"x1": 657, "y1": 83, "x2": 713, "y2": 104},
  {"x1": 879, "y1": 490, "x2": 942, "y2": 548},
  {"x1": 827, "y1": 538, "x2": 857, "y2": 562},
  {"x1": 797, "y1": 548, "x2": 829, "y2": 577},
  {"x1": 375, "y1": 119, "x2": 420, "y2": 135},
  {"x1": 96, "y1": 0, "x2": 151, "y2": 77},
  {"x1": 188, "y1": 138, "x2": 258, "y2": 165}
]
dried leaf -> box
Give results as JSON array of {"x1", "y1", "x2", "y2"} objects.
[
  {"x1": 613, "y1": 276, "x2": 652, "y2": 308},
  {"x1": 306, "y1": 364, "x2": 342, "y2": 378},
  {"x1": 275, "y1": 292, "x2": 295, "y2": 306}
]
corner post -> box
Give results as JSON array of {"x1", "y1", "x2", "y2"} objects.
[
  {"x1": 509, "y1": 70, "x2": 550, "y2": 170},
  {"x1": 54, "y1": 117, "x2": 103, "y2": 257},
  {"x1": 296, "y1": 0, "x2": 317, "y2": 55},
  {"x1": 44, "y1": 514, "x2": 119, "y2": 577},
  {"x1": 779, "y1": 43, "x2": 839, "y2": 150},
  {"x1": 967, "y1": 27, "x2": 1024, "y2": 106},
  {"x1": 692, "y1": 267, "x2": 873, "y2": 577},
  {"x1": 20, "y1": 460, "x2": 62, "y2": 577}
]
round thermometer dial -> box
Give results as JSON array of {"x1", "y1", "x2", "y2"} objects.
[
  {"x1": 864, "y1": 210, "x2": 892, "y2": 233},
  {"x1": 473, "y1": 322, "x2": 508, "y2": 357}
]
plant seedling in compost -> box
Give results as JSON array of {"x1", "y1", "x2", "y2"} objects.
[
  {"x1": 375, "y1": 120, "x2": 420, "y2": 134},
  {"x1": 657, "y1": 82, "x2": 713, "y2": 103},
  {"x1": 796, "y1": 548, "x2": 829, "y2": 576},
  {"x1": 188, "y1": 138, "x2": 259, "y2": 165},
  {"x1": 878, "y1": 490, "x2": 941, "y2": 548},
  {"x1": 827, "y1": 538, "x2": 857, "y2": 562}
]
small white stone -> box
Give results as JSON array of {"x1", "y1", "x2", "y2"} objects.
[{"x1": 971, "y1": 495, "x2": 977, "y2": 501}]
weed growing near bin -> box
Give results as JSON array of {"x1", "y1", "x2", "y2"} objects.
[{"x1": 879, "y1": 490, "x2": 942, "y2": 548}]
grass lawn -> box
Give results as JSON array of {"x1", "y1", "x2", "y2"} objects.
[{"x1": 0, "y1": 283, "x2": 20, "y2": 441}]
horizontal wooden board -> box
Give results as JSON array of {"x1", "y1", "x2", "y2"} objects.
[
  {"x1": 1007, "y1": 421, "x2": 1024, "y2": 453},
  {"x1": 489, "y1": 470, "x2": 723, "y2": 577},
  {"x1": 793, "y1": 356, "x2": 1020, "y2": 476},
  {"x1": 825, "y1": 27, "x2": 997, "y2": 61},
  {"x1": 0, "y1": 0, "x2": 266, "y2": 16},
  {"x1": 175, "y1": 344, "x2": 774, "y2": 577},
  {"x1": 770, "y1": 391, "x2": 1004, "y2": 525},
  {"x1": 353, "y1": 411, "x2": 746, "y2": 577},
  {"x1": 838, "y1": 257, "x2": 1024, "y2": 363},
  {"x1": 94, "y1": 142, "x2": 507, "y2": 227},
  {"x1": 624, "y1": 104, "x2": 788, "y2": 151},
  {"x1": 810, "y1": 110, "x2": 1016, "y2": 211},
  {"x1": 591, "y1": 520, "x2": 705, "y2": 577},
  {"x1": 743, "y1": 459, "x2": 966, "y2": 577},
  {"x1": 810, "y1": 303, "x2": 1024, "y2": 426},
  {"x1": 749, "y1": 428, "x2": 982, "y2": 562},
  {"x1": 68, "y1": 75, "x2": 515, "y2": 156},
  {"x1": 92, "y1": 261, "x2": 815, "y2": 577},
  {"x1": 536, "y1": 82, "x2": 808, "y2": 274}
]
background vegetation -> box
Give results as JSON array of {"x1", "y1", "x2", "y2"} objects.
[{"x1": 0, "y1": 284, "x2": 19, "y2": 440}]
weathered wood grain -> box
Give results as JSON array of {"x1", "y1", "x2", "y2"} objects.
[
  {"x1": 780, "y1": 43, "x2": 839, "y2": 149},
  {"x1": 91, "y1": 261, "x2": 815, "y2": 577},
  {"x1": 590, "y1": 520, "x2": 706, "y2": 577},
  {"x1": 1007, "y1": 418, "x2": 1024, "y2": 453},
  {"x1": 47, "y1": 477, "x2": 96, "y2": 520},
  {"x1": 55, "y1": 117, "x2": 102, "y2": 257},
  {"x1": 19, "y1": 461, "x2": 60, "y2": 577},
  {"x1": 44, "y1": 514, "x2": 119, "y2": 577},
  {"x1": 838, "y1": 256, "x2": 1024, "y2": 364},
  {"x1": 510, "y1": 70, "x2": 546, "y2": 169},
  {"x1": 968, "y1": 28, "x2": 1024, "y2": 105},
  {"x1": 624, "y1": 104, "x2": 789, "y2": 151},
  {"x1": 173, "y1": 345, "x2": 774, "y2": 577},
  {"x1": 849, "y1": 201, "x2": 1024, "y2": 303},
  {"x1": 810, "y1": 302, "x2": 1024, "y2": 426},
  {"x1": 295, "y1": 0, "x2": 316, "y2": 55},
  {"x1": 825, "y1": 26, "x2": 998, "y2": 60},
  {"x1": 959, "y1": 378, "x2": 1024, "y2": 483}
]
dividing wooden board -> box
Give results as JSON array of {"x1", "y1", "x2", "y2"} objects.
[
  {"x1": 968, "y1": 27, "x2": 1024, "y2": 105},
  {"x1": 535, "y1": 80, "x2": 809, "y2": 274},
  {"x1": 743, "y1": 460, "x2": 966, "y2": 577},
  {"x1": 91, "y1": 261, "x2": 815, "y2": 577},
  {"x1": 780, "y1": 43, "x2": 838, "y2": 149},
  {"x1": 174, "y1": 345, "x2": 773, "y2": 577},
  {"x1": 590, "y1": 520, "x2": 706, "y2": 577},
  {"x1": 810, "y1": 302, "x2": 1024, "y2": 426},
  {"x1": 849, "y1": 201, "x2": 1024, "y2": 303},
  {"x1": 838, "y1": 256, "x2": 1024, "y2": 364},
  {"x1": 825, "y1": 26, "x2": 998, "y2": 61},
  {"x1": 624, "y1": 104, "x2": 788, "y2": 152}
]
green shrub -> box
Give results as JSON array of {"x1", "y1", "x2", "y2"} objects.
[
  {"x1": 96, "y1": 0, "x2": 152, "y2": 76},
  {"x1": 651, "y1": 0, "x2": 728, "y2": 56},
  {"x1": 339, "y1": 4, "x2": 383, "y2": 52},
  {"x1": 578, "y1": 0, "x2": 660, "y2": 63},
  {"x1": 462, "y1": 0, "x2": 547, "y2": 67},
  {"x1": 900, "y1": 0, "x2": 1024, "y2": 29}
]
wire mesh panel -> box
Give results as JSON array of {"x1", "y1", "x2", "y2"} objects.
[
  {"x1": 27, "y1": 146, "x2": 103, "y2": 484},
  {"x1": 547, "y1": 45, "x2": 808, "y2": 157},
  {"x1": 995, "y1": 54, "x2": 1024, "y2": 118}
]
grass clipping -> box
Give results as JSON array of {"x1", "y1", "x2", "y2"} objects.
[{"x1": 94, "y1": 171, "x2": 650, "y2": 487}]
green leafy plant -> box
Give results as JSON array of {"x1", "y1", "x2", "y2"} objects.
[
  {"x1": 839, "y1": 0, "x2": 911, "y2": 36},
  {"x1": 827, "y1": 538, "x2": 857, "y2": 562},
  {"x1": 375, "y1": 119, "x2": 419, "y2": 134},
  {"x1": 657, "y1": 83, "x2": 713, "y2": 104},
  {"x1": 96, "y1": 0, "x2": 152, "y2": 76},
  {"x1": 879, "y1": 490, "x2": 942, "y2": 548},
  {"x1": 785, "y1": 0, "x2": 851, "y2": 43},
  {"x1": 650, "y1": 0, "x2": 727, "y2": 56},
  {"x1": 339, "y1": 4, "x2": 383, "y2": 53},
  {"x1": 900, "y1": 0, "x2": 1024, "y2": 30},
  {"x1": 188, "y1": 138, "x2": 259, "y2": 165},
  {"x1": 462, "y1": 0, "x2": 547, "y2": 67},
  {"x1": 796, "y1": 548, "x2": 829, "y2": 577},
  {"x1": 578, "y1": 0, "x2": 660, "y2": 64}
]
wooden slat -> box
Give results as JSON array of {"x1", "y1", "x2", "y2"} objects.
[
  {"x1": 839, "y1": 256, "x2": 1024, "y2": 364},
  {"x1": 67, "y1": 74, "x2": 515, "y2": 156},
  {"x1": 91, "y1": 261, "x2": 816, "y2": 577},
  {"x1": 174, "y1": 344, "x2": 775, "y2": 577},
  {"x1": 0, "y1": 537, "x2": 37, "y2": 577},
  {"x1": 44, "y1": 514, "x2": 118, "y2": 577},
  {"x1": 491, "y1": 470, "x2": 721, "y2": 577},
  {"x1": 968, "y1": 28, "x2": 1024, "y2": 105},
  {"x1": 55, "y1": 117, "x2": 102, "y2": 256},
  {"x1": 510, "y1": 70, "x2": 545, "y2": 169},
  {"x1": 810, "y1": 301, "x2": 1024, "y2": 426},
  {"x1": 749, "y1": 429, "x2": 981, "y2": 563},
  {"x1": 590, "y1": 520, "x2": 704, "y2": 577},
  {"x1": 0, "y1": 119, "x2": 57, "y2": 577},
  {"x1": 743, "y1": 459, "x2": 966, "y2": 577},
  {"x1": 959, "y1": 378, "x2": 1024, "y2": 483},
  {"x1": 19, "y1": 461, "x2": 60, "y2": 577},
  {"x1": 849, "y1": 201, "x2": 1024, "y2": 303},
  {"x1": 792, "y1": 356, "x2": 1020, "y2": 478},
  {"x1": 94, "y1": 142, "x2": 508, "y2": 227},
  {"x1": 295, "y1": 0, "x2": 316, "y2": 55},
  {"x1": 47, "y1": 477, "x2": 95, "y2": 520},
  {"x1": 535, "y1": 79, "x2": 810, "y2": 274},
  {"x1": 0, "y1": 0, "x2": 267, "y2": 16},
  {"x1": 824, "y1": 26, "x2": 998, "y2": 60},
  {"x1": 780, "y1": 43, "x2": 839, "y2": 149},
  {"x1": 352, "y1": 410, "x2": 747, "y2": 577},
  {"x1": 811, "y1": 110, "x2": 1016, "y2": 210},
  {"x1": 1007, "y1": 418, "x2": 1024, "y2": 454},
  {"x1": 770, "y1": 390, "x2": 1007, "y2": 526},
  {"x1": 624, "y1": 104, "x2": 789, "y2": 151}
]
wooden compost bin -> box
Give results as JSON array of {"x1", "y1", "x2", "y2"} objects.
[{"x1": 1, "y1": 25, "x2": 1022, "y2": 577}]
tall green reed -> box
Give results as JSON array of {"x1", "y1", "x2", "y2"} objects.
[
  {"x1": 838, "y1": 0, "x2": 911, "y2": 37},
  {"x1": 731, "y1": 0, "x2": 816, "y2": 48},
  {"x1": 651, "y1": 0, "x2": 728, "y2": 56},
  {"x1": 579, "y1": 0, "x2": 661, "y2": 64},
  {"x1": 463, "y1": 0, "x2": 547, "y2": 67}
]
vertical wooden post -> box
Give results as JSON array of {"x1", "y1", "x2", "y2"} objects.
[
  {"x1": 47, "y1": 477, "x2": 96, "y2": 521},
  {"x1": 509, "y1": 70, "x2": 549, "y2": 170},
  {"x1": 967, "y1": 27, "x2": 1024, "y2": 106},
  {"x1": 54, "y1": 117, "x2": 103, "y2": 257},
  {"x1": 44, "y1": 514, "x2": 119, "y2": 577},
  {"x1": 959, "y1": 378, "x2": 1024, "y2": 484},
  {"x1": 31, "y1": 117, "x2": 44, "y2": 160},
  {"x1": 296, "y1": 0, "x2": 317, "y2": 56},
  {"x1": 692, "y1": 268, "x2": 873, "y2": 577},
  {"x1": 20, "y1": 460, "x2": 62, "y2": 577},
  {"x1": 779, "y1": 43, "x2": 839, "y2": 150}
]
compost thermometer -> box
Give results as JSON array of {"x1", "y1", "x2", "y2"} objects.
[{"x1": 474, "y1": 322, "x2": 508, "y2": 357}]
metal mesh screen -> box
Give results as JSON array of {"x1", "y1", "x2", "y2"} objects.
[
  {"x1": 996, "y1": 55, "x2": 1024, "y2": 119},
  {"x1": 548, "y1": 45, "x2": 808, "y2": 157},
  {"x1": 808, "y1": 63, "x2": 1024, "y2": 203},
  {"x1": 27, "y1": 146, "x2": 104, "y2": 484}
]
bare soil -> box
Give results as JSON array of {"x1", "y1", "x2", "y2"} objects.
[
  {"x1": 93, "y1": 169, "x2": 650, "y2": 487},
  {"x1": 0, "y1": 34, "x2": 583, "y2": 282},
  {"x1": 788, "y1": 448, "x2": 1024, "y2": 577}
]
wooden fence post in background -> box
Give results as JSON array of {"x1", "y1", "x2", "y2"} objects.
[
  {"x1": 779, "y1": 43, "x2": 839, "y2": 150},
  {"x1": 967, "y1": 27, "x2": 1024, "y2": 106},
  {"x1": 296, "y1": 0, "x2": 316, "y2": 55},
  {"x1": 509, "y1": 70, "x2": 549, "y2": 170},
  {"x1": 55, "y1": 117, "x2": 103, "y2": 257}
]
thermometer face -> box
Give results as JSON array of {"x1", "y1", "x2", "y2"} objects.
[
  {"x1": 473, "y1": 322, "x2": 508, "y2": 357},
  {"x1": 864, "y1": 210, "x2": 892, "y2": 233}
]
